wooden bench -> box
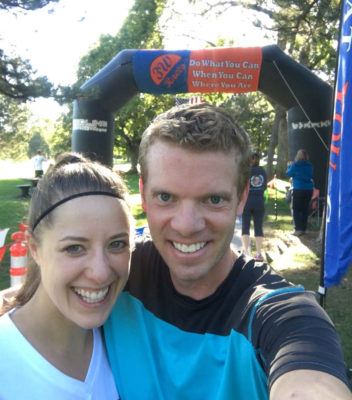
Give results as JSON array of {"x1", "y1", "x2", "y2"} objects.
[
  {"x1": 20, "y1": 177, "x2": 39, "y2": 188},
  {"x1": 16, "y1": 184, "x2": 31, "y2": 197}
]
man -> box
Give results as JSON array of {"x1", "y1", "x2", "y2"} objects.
[
  {"x1": 104, "y1": 103, "x2": 351, "y2": 399},
  {"x1": 33, "y1": 150, "x2": 47, "y2": 178}
]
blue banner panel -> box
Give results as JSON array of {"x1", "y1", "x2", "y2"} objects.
[
  {"x1": 325, "y1": 0, "x2": 352, "y2": 287},
  {"x1": 133, "y1": 50, "x2": 190, "y2": 94},
  {"x1": 133, "y1": 48, "x2": 262, "y2": 95}
]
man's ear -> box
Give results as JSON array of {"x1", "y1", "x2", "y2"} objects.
[
  {"x1": 236, "y1": 183, "x2": 249, "y2": 216},
  {"x1": 139, "y1": 177, "x2": 147, "y2": 212},
  {"x1": 25, "y1": 230, "x2": 40, "y2": 266}
]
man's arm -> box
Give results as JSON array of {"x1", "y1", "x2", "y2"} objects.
[{"x1": 270, "y1": 370, "x2": 352, "y2": 400}]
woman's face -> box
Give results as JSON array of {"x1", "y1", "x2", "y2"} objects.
[{"x1": 28, "y1": 195, "x2": 131, "y2": 329}]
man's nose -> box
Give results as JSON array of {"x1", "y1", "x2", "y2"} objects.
[{"x1": 170, "y1": 201, "x2": 205, "y2": 236}]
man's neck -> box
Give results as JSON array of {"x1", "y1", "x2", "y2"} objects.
[{"x1": 170, "y1": 249, "x2": 238, "y2": 300}]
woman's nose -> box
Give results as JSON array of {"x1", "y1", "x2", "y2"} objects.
[{"x1": 85, "y1": 249, "x2": 112, "y2": 284}]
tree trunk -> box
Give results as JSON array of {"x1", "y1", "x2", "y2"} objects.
[
  {"x1": 276, "y1": 108, "x2": 288, "y2": 179},
  {"x1": 266, "y1": 105, "x2": 280, "y2": 180},
  {"x1": 129, "y1": 146, "x2": 139, "y2": 174}
]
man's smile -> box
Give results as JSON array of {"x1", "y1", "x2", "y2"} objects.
[{"x1": 172, "y1": 241, "x2": 207, "y2": 253}]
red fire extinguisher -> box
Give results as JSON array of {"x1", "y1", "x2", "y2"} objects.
[{"x1": 10, "y1": 231, "x2": 28, "y2": 287}]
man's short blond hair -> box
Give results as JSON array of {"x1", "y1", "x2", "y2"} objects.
[{"x1": 139, "y1": 103, "x2": 252, "y2": 199}]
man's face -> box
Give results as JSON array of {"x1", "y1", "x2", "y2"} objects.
[{"x1": 141, "y1": 141, "x2": 248, "y2": 299}]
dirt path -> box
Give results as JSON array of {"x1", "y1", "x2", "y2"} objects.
[
  {"x1": 263, "y1": 228, "x2": 322, "y2": 270},
  {"x1": 231, "y1": 217, "x2": 322, "y2": 271}
]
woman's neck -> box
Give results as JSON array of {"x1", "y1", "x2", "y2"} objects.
[{"x1": 11, "y1": 286, "x2": 93, "y2": 381}]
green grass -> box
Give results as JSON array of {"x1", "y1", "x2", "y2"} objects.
[
  {"x1": 121, "y1": 171, "x2": 140, "y2": 194},
  {"x1": 132, "y1": 203, "x2": 147, "y2": 228},
  {"x1": 0, "y1": 179, "x2": 30, "y2": 288},
  {"x1": 0, "y1": 179, "x2": 30, "y2": 231},
  {"x1": 0, "y1": 174, "x2": 351, "y2": 378}
]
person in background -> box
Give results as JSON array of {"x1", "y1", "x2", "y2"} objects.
[
  {"x1": 104, "y1": 103, "x2": 351, "y2": 400},
  {"x1": 0, "y1": 152, "x2": 133, "y2": 399},
  {"x1": 33, "y1": 150, "x2": 48, "y2": 178},
  {"x1": 241, "y1": 152, "x2": 267, "y2": 260},
  {"x1": 286, "y1": 149, "x2": 314, "y2": 236}
]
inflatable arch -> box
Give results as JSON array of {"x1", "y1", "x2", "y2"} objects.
[{"x1": 72, "y1": 45, "x2": 332, "y2": 195}]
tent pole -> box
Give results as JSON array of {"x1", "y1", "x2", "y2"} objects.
[{"x1": 318, "y1": 205, "x2": 327, "y2": 307}]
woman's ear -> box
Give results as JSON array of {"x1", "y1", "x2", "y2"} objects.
[
  {"x1": 25, "y1": 231, "x2": 40, "y2": 266},
  {"x1": 139, "y1": 177, "x2": 147, "y2": 212}
]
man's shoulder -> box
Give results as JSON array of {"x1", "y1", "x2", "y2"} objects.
[
  {"x1": 132, "y1": 234, "x2": 157, "y2": 257},
  {"x1": 238, "y1": 258, "x2": 296, "y2": 294},
  {"x1": 130, "y1": 234, "x2": 164, "y2": 275},
  {"x1": 234, "y1": 259, "x2": 320, "y2": 327}
]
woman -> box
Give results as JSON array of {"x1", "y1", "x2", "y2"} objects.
[
  {"x1": 0, "y1": 153, "x2": 133, "y2": 399},
  {"x1": 241, "y1": 152, "x2": 267, "y2": 261},
  {"x1": 286, "y1": 149, "x2": 314, "y2": 236}
]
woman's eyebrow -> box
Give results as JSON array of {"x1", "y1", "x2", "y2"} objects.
[
  {"x1": 59, "y1": 235, "x2": 88, "y2": 242},
  {"x1": 59, "y1": 232, "x2": 129, "y2": 242}
]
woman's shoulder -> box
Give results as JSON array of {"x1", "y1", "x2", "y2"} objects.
[
  {"x1": 297, "y1": 160, "x2": 312, "y2": 166},
  {"x1": 251, "y1": 165, "x2": 266, "y2": 174},
  {"x1": 0, "y1": 309, "x2": 13, "y2": 328},
  {"x1": 0, "y1": 311, "x2": 20, "y2": 354}
]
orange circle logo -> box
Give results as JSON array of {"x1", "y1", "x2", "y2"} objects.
[{"x1": 150, "y1": 54, "x2": 182, "y2": 85}]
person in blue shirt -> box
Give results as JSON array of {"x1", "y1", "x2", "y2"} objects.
[{"x1": 286, "y1": 149, "x2": 314, "y2": 236}]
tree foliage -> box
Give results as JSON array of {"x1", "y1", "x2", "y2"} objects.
[
  {"x1": 46, "y1": 110, "x2": 73, "y2": 156},
  {"x1": 0, "y1": 0, "x2": 81, "y2": 160},
  {"x1": 0, "y1": 49, "x2": 53, "y2": 101},
  {"x1": 0, "y1": 0, "x2": 58, "y2": 11},
  {"x1": 0, "y1": 0, "x2": 59, "y2": 100},
  {"x1": 0, "y1": 94, "x2": 31, "y2": 160},
  {"x1": 188, "y1": 0, "x2": 340, "y2": 80},
  {"x1": 192, "y1": 91, "x2": 274, "y2": 155},
  {"x1": 114, "y1": 94, "x2": 174, "y2": 168},
  {"x1": 28, "y1": 130, "x2": 49, "y2": 157},
  {"x1": 184, "y1": 0, "x2": 340, "y2": 177},
  {"x1": 221, "y1": 93, "x2": 274, "y2": 153},
  {"x1": 77, "y1": 0, "x2": 167, "y2": 84},
  {"x1": 76, "y1": 0, "x2": 170, "y2": 171}
]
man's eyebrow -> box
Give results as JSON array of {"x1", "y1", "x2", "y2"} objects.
[
  {"x1": 150, "y1": 188, "x2": 234, "y2": 200},
  {"x1": 209, "y1": 190, "x2": 233, "y2": 196},
  {"x1": 149, "y1": 187, "x2": 174, "y2": 194}
]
